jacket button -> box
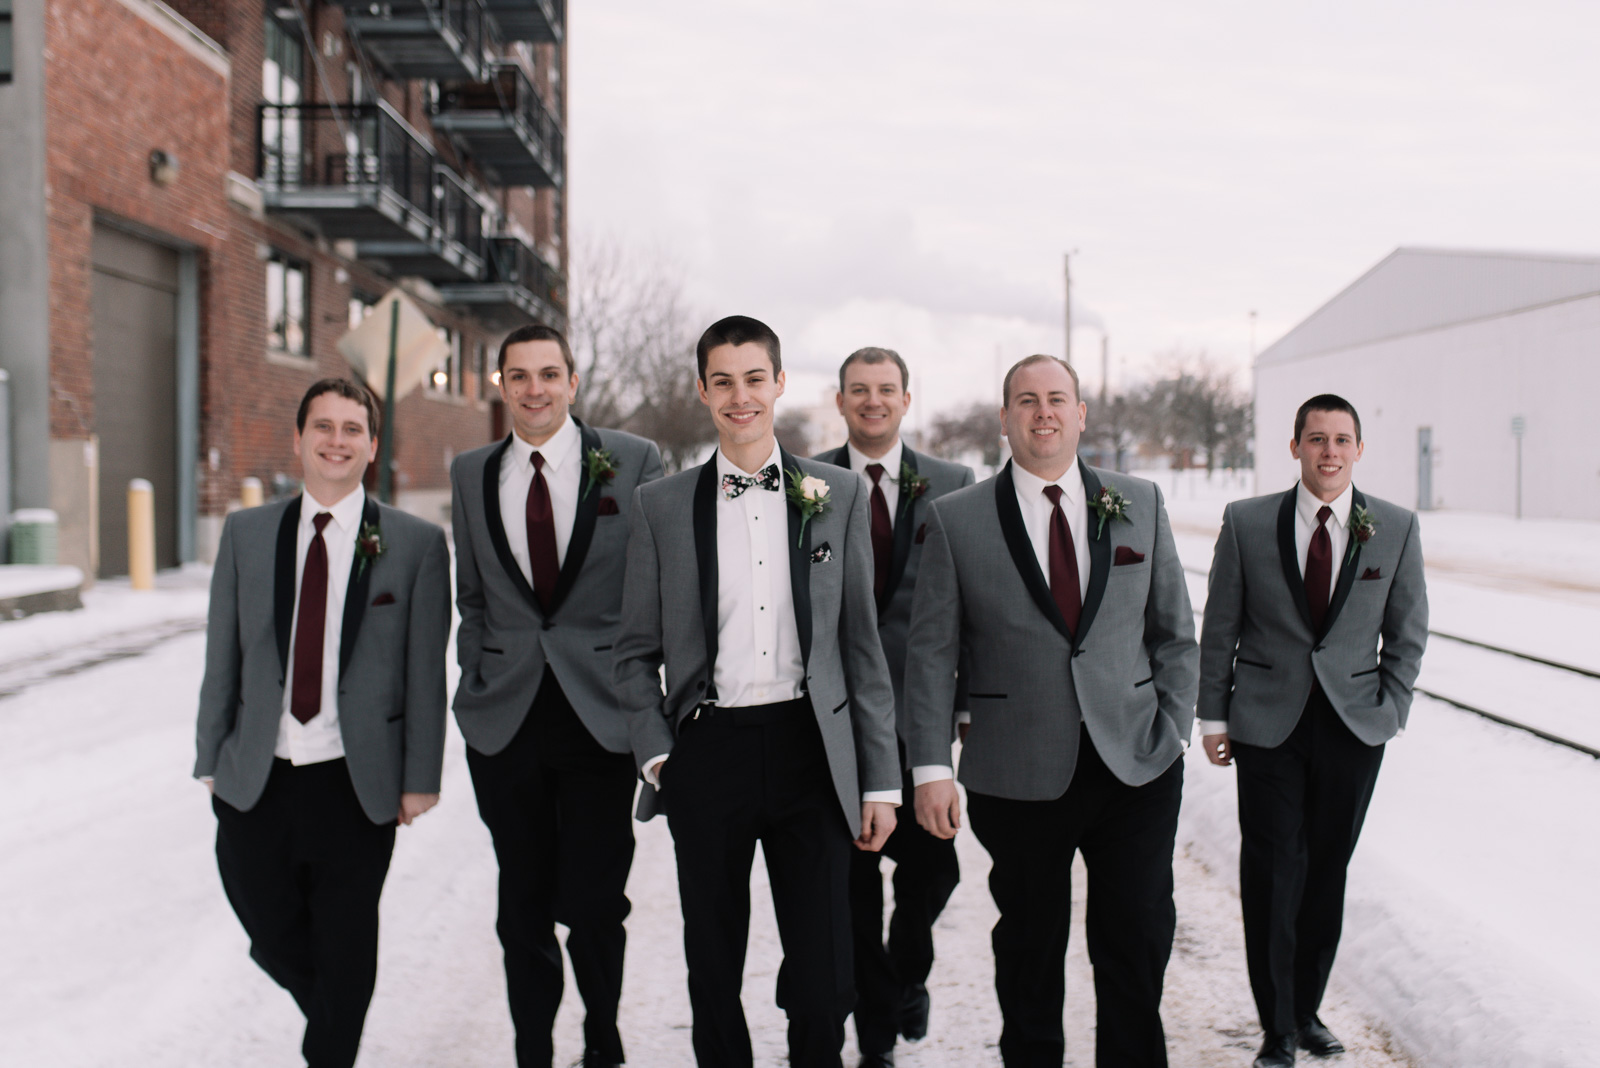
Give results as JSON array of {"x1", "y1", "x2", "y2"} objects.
[
  {"x1": 697, "y1": 680, "x2": 706, "y2": 691},
  {"x1": 542, "y1": 621, "x2": 553, "y2": 631}
]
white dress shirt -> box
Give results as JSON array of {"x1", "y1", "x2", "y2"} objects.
[
  {"x1": 498, "y1": 414, "x2": 582, "y2": 582},
  {"x1": 645, "y1": 443, "x2": 901, "y2": 805},
  {"x1": 846, "y1": 438, "x2": 904, "y2": 526},
  {"x1": 911, "y1": 460, "x2": 1094, "y2": 787},
  {"x1": 1199, "y1": 479, "x2": 1356, "y2": 739},
  {"x1": 275, "y1": 486, "x2": 365, "y2": 765}
]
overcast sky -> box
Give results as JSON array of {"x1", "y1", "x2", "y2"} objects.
[{"x1": 568, "y1": 0, "x2": 1600, "y2": 420}]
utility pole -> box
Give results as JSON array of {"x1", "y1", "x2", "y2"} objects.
[
  {"x1": 1100, "y1": 333, "x2": 1109, "y2": 406},
  {"x1": 1063, "y1": 249, "x2": 1078, "y2": 362}
]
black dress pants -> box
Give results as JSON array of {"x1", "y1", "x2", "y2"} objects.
[
  {"x1": 968, "y1": 728, "x2": 1182, "y2": 1068},
  {"x1": 214, "y1": 758, "x2": 395, "y2": 1068},
  {"x1": 848, "y1": 764, "x2": 960, "y2": 1055},
  {"x1": 1233, "y1": 685, "x2": 1385, "y2": 1036},
  {"x1": 465, "y1": 671, "x2": 638, "y2": 1068},
  {"x1": 662, "y1": 698, "x2": 855, "y2": 1068}
]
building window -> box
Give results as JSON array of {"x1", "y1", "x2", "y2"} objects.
[
  {"x1": 348, "y1": 291, "x2": 376, "y2": 331},
  {"x1": 430, "y1": 326, "x2": 462, "y2": 395},
  {"x1": 474, "y1": 340, "x2": 492, "y2": 401},
  {"x1": 266, "y1": 251, "x2": 309, "y2": 357},
  {"x1": 262, "y1": 14, "x2": 304, "y2": 184},
  {"x1": 0, "y1": 0, "x2": 13, "y2": 85}
]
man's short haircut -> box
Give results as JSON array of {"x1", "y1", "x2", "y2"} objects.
[
  {"x1": 696, "y1": 315, "x2": 781, "y2": 382},
  {"x1": 1002, "y1": 354, "x2": 1081, "y2": 407},
  {"x1": 296, "y1": 378, "x2": 381, "y2": 440},
  {"x1": 1294, "y1": 393, "x2": 1362, "y2": 443},
  {"x1": 497, "y1": 322, "x2": 575, "y2": 375},
  {"x1": 838, "y1": 346, "x2": 909, "y2": 392}
]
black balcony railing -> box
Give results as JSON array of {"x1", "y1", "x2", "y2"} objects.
[
  {"x1": 485, "y1": 235, "x2": 566, "y2": 308},
  {"x1": 438, "y1": 234, "x2": 566, "y2": 330},
  {"x1": 433, "y1": 61, "x2": 563, "y2": 187},
  {"x1": 341, "y1": 0, "x2": 489, "y2": 82},
  {"x1": 482, "y1": 0, "x2": 562, "y2": 43}
]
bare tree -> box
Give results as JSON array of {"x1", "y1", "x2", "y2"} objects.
[
  {"x1": 927, "y1": 400, "x2": 1003, "y2": 468},
  {"x1": 773, "y1": 409, "x2": 813, "y2": 459},
  {"x1": 566, "y1": 234, "x2": 715, "y2": 472},
  {"x1": 1136, "y1": 353, "x2": 1252, "y2": 476}
]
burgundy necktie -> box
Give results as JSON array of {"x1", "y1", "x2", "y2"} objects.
[
  {"x1": 864, "y1": 463, "x2": 893, "y2": 605},
  {"x1": 290, "y1": 511, "x2": 332, "y2": 724},
  {"x1": 1042, "y1": 485, "x2": 1082, "y2": 634},
  {"x1": 1305, "y1": 504, "x2": 1333, "y2": 631},
  {"x1": 525, "y1": 451, "x2": 560, "y2": 612}
]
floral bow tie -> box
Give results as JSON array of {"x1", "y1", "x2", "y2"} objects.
[{"x1": 722, "y1": 464, "x2": 781, "y2": 500}]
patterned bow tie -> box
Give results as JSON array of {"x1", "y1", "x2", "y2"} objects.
[{"x1": 722, "y1": 464, "x2": 781, "y2": 500}]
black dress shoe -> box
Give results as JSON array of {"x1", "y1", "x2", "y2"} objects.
[
  {"x1": 898, "y1": 983, "x2": 930, "y2": 1041},
  {"x1": 1298, "y1": 1015, "x2": 1346, "y2": 1057},
  {"x1": 858, "y1": 1053, "x2": 895, "y2": 1068},
  {"x1": 576, "y1": 1053, "x2": 623, "y2": 1068},
  {"x1": 1253, "y1": 1031, "x2": 1297, "y2": 1068}
]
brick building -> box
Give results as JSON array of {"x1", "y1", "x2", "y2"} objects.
[{"x1": 0, "y1": 0, "x2": 567, "y2": 578}]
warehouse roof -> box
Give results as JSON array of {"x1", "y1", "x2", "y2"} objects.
[{"x1": 1256, "y1": 247, "x2": 1600, "y2": 366}]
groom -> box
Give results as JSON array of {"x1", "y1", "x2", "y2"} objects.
[
  {"x1": 1198, "y1": 394, "x2": 1427, "y2": 1067},
  {"x1": 614, "y1": 315, "x2": 901, "y2": 1068}
]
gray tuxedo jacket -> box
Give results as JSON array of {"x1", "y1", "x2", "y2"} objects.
[
  {"x1": 450, "y1": 421, "x2": 664, "y2": 756},
  {"x1": 1198, "y1": 486, "x2": 1428, "y2": 748},
  {"x1": 194, "y1": 495, "x2": 452, "y2": 824},
  {"x1": 613, "y1": 448, "x2": 900, "y2": 835},
  {"x1": 904, "y1": 460, "x2": 1198, "y2": 800},
  {"x1": 811, "y1": 444, "x2": 974, "y2": 758}
]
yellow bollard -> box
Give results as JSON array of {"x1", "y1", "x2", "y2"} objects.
[
  {"x1": 128, "y1": 478, "x2": 155, "y2": 591},
  {"x1": 240, "y1": 476, "x2": 263, "y2": 509}
]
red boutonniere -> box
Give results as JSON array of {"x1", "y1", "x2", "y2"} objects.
[
  {"x1": 1346, "y1": 504, "x2": 1378, "y2": 563},
  {"x1": 355, "y1": 521, "x2": 385, "y2": 578},
  {"x1": 899, "y1": 461, "x2": 930, "y2": 501}
]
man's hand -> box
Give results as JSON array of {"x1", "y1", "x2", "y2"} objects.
[
  {"x1": 914, "y1": 780, "x2": 961, "y2": 839},
  {"x1": 399, "y1": 792, "x2": 440, "y2": 826},
  {"x1": 1201, "y1": 733, "x2": 1232, "y2": 767},
  {"x1": 855, "y1": 802, "x2": 897, "y2": 852},
  {"x1": 201, "y1": 778, "x2": 215, "y2": 795}
]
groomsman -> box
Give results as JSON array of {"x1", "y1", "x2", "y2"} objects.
[
  {"x1": 813, "y1": 347, "x2": 973, "y2": 1067},
  {"x1": 1198, "y1": 395, "x2": 1427, "y2": 1068},
  {"x1": 195, "y1": 378, "x2": 451, "y2": 1068},
  {"x1": 614, "y1": 315, "x2": 901, "y2": 1068},
  {"x1": 907, "y1": 355, "x2": 1198, "y2": 1068},
  {"x1": 451, "y1": 323, "x2": 663, "y2": 1068}
]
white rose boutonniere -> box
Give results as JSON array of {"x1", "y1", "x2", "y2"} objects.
[{"x1": 785, "y1": 469, "x2": 832, "y2": 548}]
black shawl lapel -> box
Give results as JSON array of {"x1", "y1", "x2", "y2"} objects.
[
  {"x1": 1072, "y1": 459, "x2": 1112, "y2": 648},
  {"x1": 693, "y1": 458, "x2": 721, "y2": 702},
  {"x1": 545, "y1": 418, "x2": 602, "y2": 618},
  {"x1": 1319, "y1": 486, "x2": 1365, "y2": 640},
  {"x1": 482, "y1": 435, "x2": 541, "y2": 613},
  {"x1": 338, "y1": 495, "x2": 380, "y2": 677},
  {"x1": 1277, "y1": 486, "x2": 1314, "y2": 630},
  {"x1": 273, "y1": 497, "x2": 301, "y2": 676},
  {"x1": 995, "y1": 461, "x2": 1073, "y2": 643},
  {"x1": 781, "y1": 448, "x2": 814, "y2": 671},
  {"x1": 818, "y1": 444, "x2": 850, "y2": 469},
  {"x1": 883, "y1": 446, "x2": 918, "y2": 605}
]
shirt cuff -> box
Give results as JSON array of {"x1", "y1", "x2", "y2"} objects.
[
  {"x1": 911, "y1": 765, "x2": 955, "y2": 786},
  {"x1": 1198, "y1": 720, "x2": 1229, "y2": 738},
  {"x1": 954, "y1": 711, "x2": 971, "y2": 725},
  {"x1": 862, "y1": 789, "x2": 902, "y2": 807},
  {"x1": 641, "y1": 754, "x2": 669, "y2": 788}
]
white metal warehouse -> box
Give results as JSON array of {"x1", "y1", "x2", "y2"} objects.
[{"x1": 1252, "y1": 247, "x2": 1600, "y2": 521}]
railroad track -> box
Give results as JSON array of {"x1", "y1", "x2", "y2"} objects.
[{"x1": 1181, "y1": 565, "x2": 1600, "y2": 759}]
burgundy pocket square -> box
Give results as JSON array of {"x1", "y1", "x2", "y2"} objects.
[
  {"x1": 1114, "y1": 546, "x2": 1145, "y2": 566},
  {"x1": 371, "y1": 592, "x2": 396, "y2": 606},
  {"x1": 915, "y1": 523, "x2": 927, "y2": 545},
  {"x1": 1360, "y1": 567, "x2": 1382, "y2": 580},
  {"x1": 597, "y1": 497, "x2": 620, "y2": 516}
]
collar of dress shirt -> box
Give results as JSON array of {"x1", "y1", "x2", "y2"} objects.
[
  {"x1": 301, "y1": 484, "x2": 365, "y2": 536},
  {"x1": 846, "y1": 437, "x2": 903, "y2": 480},
  {"x1": 716, "y1": 440, "x2": 782, "y2": 484},
  {"x1": 508, "y1": 413, "x2": 580, "y2": 475},
  {"x1": 1296, "y1": 479, "x2": 1353, "y2": 530},
  {"x1": 1011, "y1": 457, "x2": 1085, "y2": 511}
]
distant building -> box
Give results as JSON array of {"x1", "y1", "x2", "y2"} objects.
[
  {"x1": 0, "y1": 0, "x2": 567, "y2": 578},
  {"x1": 1253, "y1": 248, "x2": 1600, "y2": 521}
]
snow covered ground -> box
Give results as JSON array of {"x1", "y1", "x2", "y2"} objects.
[{"x1": 1, "y1": 474, "x2": 1594, "y2": 1067}]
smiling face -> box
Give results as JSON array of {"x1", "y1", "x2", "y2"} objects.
[
  {"x1": 499, "y1": 338, "x2": 577, "y2": 446},
  {"x1": 837, "y1": 359, "x2": 909, "y2": 455},
  {"x1": 294, "y1": 393, "x2": 375, "y2": 504},
  {"x1": 1002, "y1": 359, "x2": 1085, "y2": 481},
  {"x1": 1291, "y1": 408, "x2": 1363, "y2": 501},
  {"x1": 698, "y1": 341, "x2": 785, "y2": 463}
]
